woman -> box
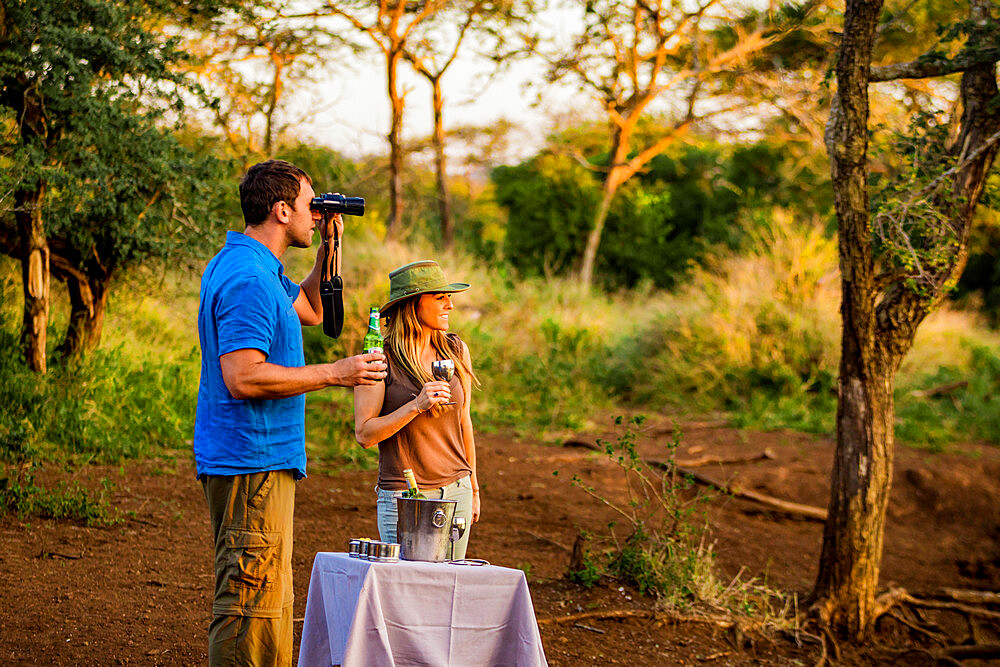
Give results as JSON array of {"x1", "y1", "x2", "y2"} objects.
[{"x1": 354, "y1": 260, "x2": 480, "y2": 558}]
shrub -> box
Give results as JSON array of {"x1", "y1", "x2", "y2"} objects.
[
  {"x1": 0, "y1": 467, "x2": 120, "y2": 526},
  {"x1": 564, "y1": 416, "x2": 784, "y2": 617}
]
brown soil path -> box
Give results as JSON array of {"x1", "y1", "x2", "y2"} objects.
[{"x1": 2, "y1": 417, "x2": 999, "y2": 665}]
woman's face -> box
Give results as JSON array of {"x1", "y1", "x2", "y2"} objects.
[{"x1": 416, "y1": 292, "x2": 454, "y2": 332}]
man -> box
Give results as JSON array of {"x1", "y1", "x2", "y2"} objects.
[{"x1": 194, "y1": 159, "x2": 386, "y2": 665}]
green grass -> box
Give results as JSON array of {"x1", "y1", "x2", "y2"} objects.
[{"x1": 2, "y1": 209, "x2": 999, "y2": 494}]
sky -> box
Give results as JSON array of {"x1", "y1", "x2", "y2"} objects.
[{"x1": 276, "y1": 7, "x2": 592, "y2": 166}]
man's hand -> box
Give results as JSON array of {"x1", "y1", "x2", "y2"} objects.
[
  {"x1": 329, "y1": 352, "x2": 387, "y2": 386},
  {"x1": 317, "y1": 209, "x2": 344, "y2": 241}
]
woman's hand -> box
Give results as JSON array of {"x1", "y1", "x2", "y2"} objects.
[
  {"x1": 415, "y1": 380, "x2": 451, "y2": 412},
  {"x1": 471, "y1": 490, "x2": 480, "y2": 523}
]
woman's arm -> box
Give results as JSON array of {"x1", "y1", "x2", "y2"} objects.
[
  {"x1": 459, "y1": 341, "x2": 480, "y2": 522},
  {"x1": 353, "y1": 378, "x2": 452, "y2": 448}
]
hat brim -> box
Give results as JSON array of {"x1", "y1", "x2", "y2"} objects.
[{"x1": 380, "y1": 283, "x2": 470, "y2": 314}]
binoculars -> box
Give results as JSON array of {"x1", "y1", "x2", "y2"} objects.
[{"x1": 310, "y1": 193, "x2": 365, "y2": 216}]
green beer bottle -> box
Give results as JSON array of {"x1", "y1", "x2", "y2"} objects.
[{"x1": 363, "y1": 307, "x2": 383, "y2": 355}]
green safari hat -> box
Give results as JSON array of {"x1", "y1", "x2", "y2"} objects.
[{"x1": 380, "y1": 260, "x2": 470, "y2": 313}]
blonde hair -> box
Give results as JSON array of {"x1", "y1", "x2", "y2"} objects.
[{"x1": 383, "y1": 295, "x2": 478, "y2": 389}]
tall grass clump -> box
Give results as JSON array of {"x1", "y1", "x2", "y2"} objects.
[
  {"x1": 607, "y1": 209, "x2": 1000, "y2": 447},
  {"x1": 618, "y1": 211, "x2": 841, "y2": 433}
]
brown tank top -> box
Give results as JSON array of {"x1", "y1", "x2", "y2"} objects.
[{"x1": 377, "y1": 335, "x2": 470, "y2": 490}]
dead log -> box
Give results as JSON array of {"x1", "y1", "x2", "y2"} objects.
[
  {"x1": 910, "y1": 380, "x2": 968, "y2": 398},
  {"x1": 650, "y1": 448, "x2": 777, "y2": 468},
  {"x1": 562, "y1": 438, "x2": 600, "y2": 450},
  {"x1": 536, "y1": 608, "x2": 737, "y2": 630},
  {"x1": 646, "y1": 462, "x2": 828, "y2": 522}
]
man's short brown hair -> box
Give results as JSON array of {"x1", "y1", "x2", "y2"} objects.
[{"x1": 239, "y1": 160, "x2": 312, "y2": 227}]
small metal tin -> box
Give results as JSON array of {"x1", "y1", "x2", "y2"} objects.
[
  {"x1": 358, "y1": 538, "x2": 373, "y2": 560},
  {"x1": 371, "y1": 542, "x2": 400, "y2": 563},
  {"x1": 348, "y1": 538, "x2": 362, "y2": 558}
]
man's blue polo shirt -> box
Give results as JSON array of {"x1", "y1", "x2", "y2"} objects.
[{"x1": 194, "y1": 231, "x2": 307, "y2": 479}]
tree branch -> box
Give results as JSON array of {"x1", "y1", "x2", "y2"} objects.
[{"x1": 870, "y1": 48, "x2": 1000, "y2": 82}]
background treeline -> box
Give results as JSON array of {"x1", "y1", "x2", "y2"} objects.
[
  {"x1": 3, "y1": 128, "x2": 998, "y2": 472},
  {"x1": 1, "y1": 0, "x2": 999, "y2": 486}
]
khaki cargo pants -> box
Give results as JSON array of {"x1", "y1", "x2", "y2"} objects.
[{"x1": 203, "y1": 470, "x2": 295, "y2": 666}]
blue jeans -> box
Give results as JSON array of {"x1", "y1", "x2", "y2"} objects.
[{"x1": 376, "y1": 474, "x2": 473, "y2": 559}]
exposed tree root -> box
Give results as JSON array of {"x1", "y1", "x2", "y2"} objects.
[
  {"x1": 875, "y1": 586, "x2": 1000, "y2": 622},
  {"x1": 886, "y1": 607, "x2": 947, "y2": 645},
  {"x1": 936, "y1": 644, "x2": 1000, "y2": 661},
  {"x1": 932, "y1": 588, "x2": 1000, "y2": 606},
  {"x1": 865, "y1": 586, "x2": 1000, "y2": 661}
]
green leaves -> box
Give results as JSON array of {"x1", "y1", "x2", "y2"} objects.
[{"x1": 871, "y1": 111, "x2": 962, "y2": 297}]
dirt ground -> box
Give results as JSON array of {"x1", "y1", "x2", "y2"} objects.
[{"x1": 2, "y1": 415, "x2": 1000, "y2": 665}]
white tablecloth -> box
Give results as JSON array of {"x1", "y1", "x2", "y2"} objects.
[{"x1": 297, "y1": 552, "x2": 548, "y2": 667}]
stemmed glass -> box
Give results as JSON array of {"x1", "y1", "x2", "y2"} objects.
[{"x1": 430, "y1": 359, "x2": 456, "y2": 405}]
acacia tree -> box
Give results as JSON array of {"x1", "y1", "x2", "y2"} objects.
[
  {"x1": 540, "y1": 0, "x2": 776, "y2": 285},
  {"x1": 401, "y1": 0, "x2": 531, "y2": 248},
  {"x1": 814, "y1": 0, "x2": 1000, "y2": 639},
  {"x1": 322, "y1": 0, "x2": 449, "y2": 239},
  {"x1": 185, "y1": 1, "x2": 340, "y2": 164},
  {"x1": 0, "y1": 0, "x2": 226, "y2": 369}
]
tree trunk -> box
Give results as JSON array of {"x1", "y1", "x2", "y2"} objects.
[
  {"x1": 264, "y1": 59, "x2": 283, "y2": 157},
  {"x1": 579, "y1": 177, "x2": 617, "y2": 286},
  {"x1": 811, "y1": 0, "x2": 885, "y2": 640},
  {"x1": 430, "y1": 76, "x2": 453, "y2": 248},
  {"x1": 813, "y1": 0, "x2": 1000, "y2": 640},
  {"x1": 386, "y1": 48, "x2": 405, "y2": 240},
  {"x1": 57, "y1": 271, "x2": 110, "y2": 361},
  {"x1": 15, "y1": 183, "x2": 49, "y2": 374},
  {"x1": 579, "y1": 127, "x2": 631, "y2": 286}
]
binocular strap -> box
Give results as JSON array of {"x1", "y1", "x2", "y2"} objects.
[{"x1": 319, "y1": 218, "x2": 344, "y2": 339}]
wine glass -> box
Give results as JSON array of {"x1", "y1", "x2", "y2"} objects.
[{"x1": 431, "y1": 359, "x2": 456, "y2": 405}]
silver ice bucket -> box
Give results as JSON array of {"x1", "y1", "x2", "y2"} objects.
[{"x1": 396, "y1": 496, "x2": 456, "y2": 562}]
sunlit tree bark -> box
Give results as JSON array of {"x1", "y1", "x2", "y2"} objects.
[{"x1": 814, "y1": 0, "x2": 1000, "y2": 639}]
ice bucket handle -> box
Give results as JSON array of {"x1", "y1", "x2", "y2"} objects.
[{"x1": 432, "y1": 509, "x2": 447, "y2": 528}]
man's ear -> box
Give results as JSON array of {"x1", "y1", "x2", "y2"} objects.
[{"x1": 272, "y1": 200, "x2": 290, "y2": 224}]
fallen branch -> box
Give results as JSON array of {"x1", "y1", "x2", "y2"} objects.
[
  {"x1": 537, "y1": 608, "x2": 738, "y2": 630},
  {"x1": 517, "y1": 528, "x2": 571, "y2": 553},
  {"x1": 537, "y1": 609, "x2": 654, "y2": 625},
  {"x1": 650, "y1": 448, "x2": 777, "y2": 469},
  {"x1": 910, "y1": 380, "x2": 968, "y2": 398},
  {"x1": 647, "y1": 463, "x2": 827, "y2": 522},
  {"x1": 573, "y1": 623, "x2": 605, "y2": 634},
  {"x1": 548, "y1": 448, "x2": 777, "y2": 468}
]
